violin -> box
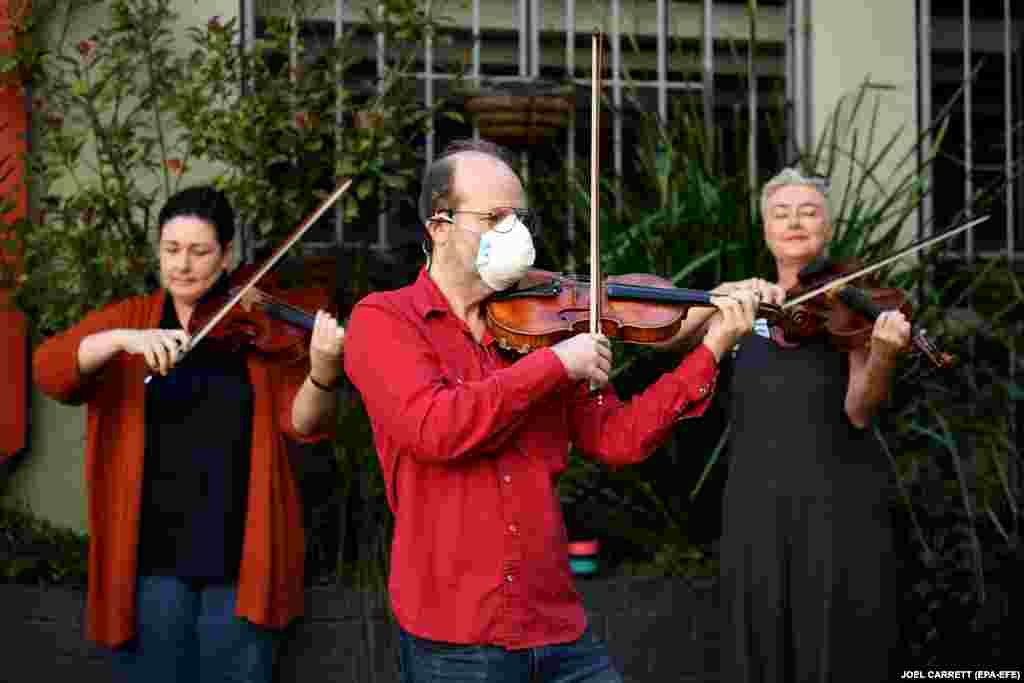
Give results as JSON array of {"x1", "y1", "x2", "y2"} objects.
[
  {"x1": 486, "y1": 268, "x2": 750, "y2": 353},
  {"x1": 769, "y1": 256, "x2": 956, "y2": 368},
  {"x1": 187, "y1": 263, "x2": 328, "y2": 360}
]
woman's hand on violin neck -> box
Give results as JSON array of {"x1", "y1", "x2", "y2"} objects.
[
  {"x1": 703, "y1": 289, "x2": 760, "y2": 362},
  {"x1": 308, "y1": 310, "x2": 345, "y2": 384},
  {"x1": 119, "y1": 328, "x2": 191, "y2": 376},
  {"x1": 551, "y1": 333, "x2": 613, "y2": 389},
  {"x1": 712, "y1": 278, "x2": 786, "y2": 307},
  {"x1": 868, "y1": 310, "x2": 912, "y2": 362}
]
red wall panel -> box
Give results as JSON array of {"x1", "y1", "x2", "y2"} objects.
[{"x1": 1, "y1": 0, "x2": 30, "y2": 464}]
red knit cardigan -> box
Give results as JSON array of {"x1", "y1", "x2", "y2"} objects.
[{"x1": 32, "y1": 290, "x2": 330, "y2": 647}]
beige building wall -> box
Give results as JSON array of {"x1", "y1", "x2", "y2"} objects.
[
  {"x1": 2, "y1": 0, "x2": 241, "y2": 535},
  {"x1": 808, "y1": 0, "x2": 918, "y2": 233},
  {"x1": 5, "y1": 392, "x2": 89, "y2": 532}
]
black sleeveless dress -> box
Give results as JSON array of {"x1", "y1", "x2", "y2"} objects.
[{"x1": 718, "y1": 327, "x2": 897, "y2": 682}]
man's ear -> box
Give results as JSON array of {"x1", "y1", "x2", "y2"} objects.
[{"x1": 425, "y1": 215, "x2": 449, "y2": 244}]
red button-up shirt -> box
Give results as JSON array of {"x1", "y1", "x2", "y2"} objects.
[{"x1": 344, "y1": 268, "x2": 719, "y2": 649}]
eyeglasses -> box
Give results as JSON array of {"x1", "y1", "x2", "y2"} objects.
[{"x1": 433, "y1": 207, "x2": 540, "y2": 235}]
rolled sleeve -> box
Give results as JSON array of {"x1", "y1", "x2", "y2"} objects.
[
  {"x1": 32, "y1": 298, "x2": 147, "y2": 405},
  {"x1": 670, "y1": 343, "x2": 719, "y2": 421}
]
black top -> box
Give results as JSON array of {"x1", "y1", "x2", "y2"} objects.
[
  {"x1": 718, "y1": 326, "x2": 896, "y2": 681},
  {"x1": 726, "y1": 328, "x2": 891, "y2": 499},
  {"x1": 137, "y1": 276, "x2": 254, "y2": 580}
]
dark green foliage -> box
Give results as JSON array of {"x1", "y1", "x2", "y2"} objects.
[{"x1": 0, "y1": 504, "x2": 88, "y2": 586}]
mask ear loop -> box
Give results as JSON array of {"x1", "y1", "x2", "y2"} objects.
[
  {"x1": 421, "y1": 238, "x2": 432, "y2": 269},
  {"x1": 423, "y1": 212, "x2": 451, "y2": 270}
]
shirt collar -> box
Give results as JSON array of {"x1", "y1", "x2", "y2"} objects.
[
  {"x1": 410, "y1": 266, "x2": 452, "y2": 319},
  {"x1": 409, "y1": 266, "x2": 497, "y2": 346}
]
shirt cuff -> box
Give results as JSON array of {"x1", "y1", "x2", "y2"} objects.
[{"x1": 671, "y1": 342, "x2": 720, "y2": 420}]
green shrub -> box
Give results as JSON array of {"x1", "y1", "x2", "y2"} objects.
[{"x1": 0, "y1": 504, "x2": 88, "y2": 586}]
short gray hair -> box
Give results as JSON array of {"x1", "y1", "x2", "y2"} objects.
[{"x1": 760, "y1": 167, "x2": 831, "y2": 221}]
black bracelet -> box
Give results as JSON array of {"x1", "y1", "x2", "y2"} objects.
[{"x1": 309, "y1": 375, "x2": 339, "y2": 392}]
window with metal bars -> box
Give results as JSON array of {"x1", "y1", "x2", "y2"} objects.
[
  {"x1": 919, "y1": 0, "x2": 1023, "y2": 262},
  {"x1": 247, "y1": 0, "x2": 793, "y2": 273}
]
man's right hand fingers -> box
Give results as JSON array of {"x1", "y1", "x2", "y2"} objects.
[{"x1": 551, "y1": 333, "x2": 616, "y2": 384}]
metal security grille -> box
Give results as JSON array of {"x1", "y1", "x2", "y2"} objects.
[
  {"x1": 244, "y1": 0, "x2": 792, "y2": 254},
  {"x1": 917, "y1": 0, "x2": 1023, "y2": 468},
  {"x1": 918, "y1": 0, "x2": 1022, "y2": 260}
]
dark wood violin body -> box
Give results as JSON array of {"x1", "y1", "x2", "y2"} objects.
[
  {"x1": 187, "y1": 264, "x2": 329, "y2": 360},
  {"x1": 774, "y1": 257, "x2": 954, "y2": 368}
]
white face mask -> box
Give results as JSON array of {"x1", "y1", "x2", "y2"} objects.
[{"x1": 475, "y1": 213, "x2": 536, "y2": 291}]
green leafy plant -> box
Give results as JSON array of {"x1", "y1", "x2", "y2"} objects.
[
  {"x1": 174, "y1": 0, "x2": 461, "y2": 241},
  {"x1": 9, "y1": 0, "x2": 463, "y2": 338},
  {"x1": 0, "y1": 503, "x2": 88, "y2": 586},
  {"x1": 547, "y1": 88, "x2": 774, "y2": 576},
  {"x1": 9, "y1": 0, "x2": 189, "y2": 337}
]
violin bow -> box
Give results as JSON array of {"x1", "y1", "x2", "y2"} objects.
[
  {"x1": 589, "y1": 31, "x2": 603, "y2": 341},
  {"x1": 782, "y1": 213, "x2": 991, "y2": 309},
  {"x1": 144, "y1": 179, "x2": 353, "y2": 383},
  {"x1": 588, "y1": 31, "x2": 605, "y2": 393}
]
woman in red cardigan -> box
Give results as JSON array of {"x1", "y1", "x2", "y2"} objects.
[{"x1": 33, "y1": 186, "x2": 344, "y2": 683}]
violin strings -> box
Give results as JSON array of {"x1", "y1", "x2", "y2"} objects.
[{"x1": 249, "y1": 290, "x2": 318, "y2": 324}]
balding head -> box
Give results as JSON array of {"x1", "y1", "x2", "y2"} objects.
[{"x1": 418, "y1": 139, "x2": 518, "y2": 224}]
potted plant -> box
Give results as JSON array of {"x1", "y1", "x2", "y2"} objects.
[{"x1": 463, "y1": 79, "x2": 574, "y2": 147}]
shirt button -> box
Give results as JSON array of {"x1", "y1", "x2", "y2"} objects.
[
  {"x1": 505, "y1": 574, "x2": 514, "y2": 583},
  {"x1": 502, "y1": 474, "x2": 512, "y2": 484},
  {"x1": 699, "y1": 384, "x2": 708, "y2": 395},
  {"x1": 508, "y1": 523, "x2": 518, "y2": 534}
]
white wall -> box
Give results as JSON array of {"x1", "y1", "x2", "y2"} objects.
[{"x1": 809, "y1": 0, "x2": 918, "y2": 234}]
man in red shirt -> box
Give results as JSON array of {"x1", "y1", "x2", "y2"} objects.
[{"x1": 343, "y1": 139, "x2": 757, "y2": 682}]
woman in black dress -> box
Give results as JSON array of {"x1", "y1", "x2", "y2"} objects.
[{"x1": 664, "y1": 168, "x2": 912, "y2": 681}]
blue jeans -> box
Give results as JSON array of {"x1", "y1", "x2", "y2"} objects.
[
  {"x1": 110, "y1": 576, "x2": 279, "y2": 683},
  {"x1": 398, "y1": 625, "x2": 624, "y2": 683}
]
